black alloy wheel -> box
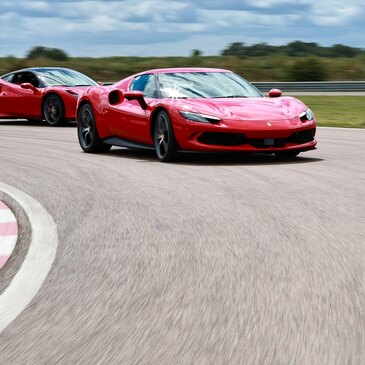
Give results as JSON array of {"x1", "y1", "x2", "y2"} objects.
[
  {"x1": 43, "y1": 94, "x2": 66, "y2": 126},
  {"x1": 154, "y1": 111, "x2": 177, "y2": 162},
  {"x1": 77, "y1": 104, "x2": 111, "y2": 153}
]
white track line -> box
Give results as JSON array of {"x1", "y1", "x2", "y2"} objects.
[
  {"x1": 0, "y1": 182, "x2": 58, "y2": 333},
  {"x1": 318, "y1": 126, "x2": 365, "y2": 131}
]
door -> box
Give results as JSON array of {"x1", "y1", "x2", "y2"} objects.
[
  {"x1": 109, "y1": 74, "x2": 157, "y2": 143},
  {"x1": 0, "y1": 72, "x2": 42, "y2": 118}
]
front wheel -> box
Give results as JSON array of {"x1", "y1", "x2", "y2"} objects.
[
  {"x1": 154, "y1": 111, "x2": 177, "y2": 162},
  {"x1": 275, "y1": 150, "x2": 300, "y2": 159},
  {"x1": 43, "y1": 94, "x2": 66, "y2": 126},
  {"x1": 77, "y1": 104, "x2": 111, "y2": 153}
]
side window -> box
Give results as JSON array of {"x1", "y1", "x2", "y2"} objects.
[
  {"x1": 2, "y1": 74, "x2": 13, "y2": 83},
  {"x1": 130, "y1": 74, "x2": 157, "y2": 98},
  {"x1": 12, "y1": 72, "x2": 40, "y2": 87}
]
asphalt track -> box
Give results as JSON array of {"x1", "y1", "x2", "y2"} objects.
[{"x1": 0, "y1": 121, "x2": 364, "y2": 364}]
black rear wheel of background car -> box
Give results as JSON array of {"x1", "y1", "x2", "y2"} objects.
[
  {"x1": 43, "y1": 94, "x2": 66, "y2": 126},
  {"x1": 77, "y1": 104, "x2": 111, "y2": 153},
  {"x1": 275, "y1": 150, "x2": 300, "y2": 158},
  {"x1": 154, "y1": 111, "x2": 177, "y2": 162}
]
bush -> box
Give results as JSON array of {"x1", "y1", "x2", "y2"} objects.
[
  {"x1": 27, "y1": 46, "x2": 69, "y2": 61},
  {"x1": 287, "y1": 57, "x2": 328, "y2": 81}
]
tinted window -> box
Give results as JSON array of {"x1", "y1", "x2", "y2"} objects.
[
  {"x1": 130, "y1": 74, "x2": 157, "y2": 98},
  {"x1": 12, "y1": 72, "x2": 41, "y2": 87}
]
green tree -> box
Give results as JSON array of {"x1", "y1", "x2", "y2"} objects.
[
  {"x1": 221, "y1": 42, "x2": 246, "y2": 56},
  {"x1": 191, "y1": 49, "x2": 202, "y2": 57},
  {"x1": 27, "y1": 46, "x2": 69, "y2": 61},
  {"x1": 330, "y1": 44, "x2": 358, "y2": 58}
]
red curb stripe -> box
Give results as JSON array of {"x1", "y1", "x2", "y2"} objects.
[
  {"x1": 0, "y1": 202, "x2": 8, "y2": 209},
  {"x1": 0, "y1": 222, "x2": 18, "y2": 236},
  {"x1": 0, "y1": 255, "x2": 9, "y2": 269}
]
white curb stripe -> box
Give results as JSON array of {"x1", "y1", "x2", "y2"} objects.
[
  {"x1": 0, "y1": 182, "x2": 58, "y2": 333},
  {"x1": 0, "y1": 236, "x2": 18, "y2": 256},
  {"x1": 0, "y1": 209, "x2": 17, "y2": 223}
]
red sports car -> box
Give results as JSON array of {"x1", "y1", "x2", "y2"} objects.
[
  {"x1": 0, "y1": 67, "x2": 98, "y2": 126},
  {"x1": 76, "y1": 67, "x2": 317, "y2": 161}
]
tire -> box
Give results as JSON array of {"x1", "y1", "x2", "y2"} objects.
[
  {"x1": 43, "y1": 94, "x2": 66, "y2": 126},
  {"x1": 77, "y1": 104, "x2": 111, "y2": 153},
  {"x1": 154, "y1": 110, "x2": 177, "y2": 162},
  {"x1": 275, "y1": 150, "x2": 300, "y2": 158}
]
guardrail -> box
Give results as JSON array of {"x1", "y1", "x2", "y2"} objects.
[
  {"x1": 252, "y1": 81, "x2": 365, "y2": 93},
  {"x1": 104, "y1": 81, "x2": 365, "y2": 93}
]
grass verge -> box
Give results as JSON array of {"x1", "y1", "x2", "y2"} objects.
[{"x1": 297, "y1": 96, "x2": 365, "y2": 128}]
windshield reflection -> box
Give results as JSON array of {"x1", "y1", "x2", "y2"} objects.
[
  {"x1": 157, "y1": 72, "x2": 262, "y2": 99},
  {"x1": 37, "y1": 69, "x2": 97, "y2": 87}
]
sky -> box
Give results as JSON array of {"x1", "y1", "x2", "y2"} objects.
[{"x1": 0, "y1": 0, "x2": 364, "y2": 57}]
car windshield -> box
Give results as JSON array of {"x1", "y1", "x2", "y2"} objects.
[
  {"x1": 37, "y1": 69, "x2": 97, "y2": 87},
  {"x1": 157, "y1": 72, "x2": 262, "y2": 99}
]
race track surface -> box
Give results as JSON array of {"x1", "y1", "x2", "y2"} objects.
[{"x1": 0, "y1": 121, "x2": 364, "y2": 364}]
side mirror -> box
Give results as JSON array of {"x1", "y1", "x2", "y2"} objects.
[
  {"x1": 20, "y1": 83, "x2": 39, "y2": 94},
  {"x1": 268, "y1": 88, "x2": 282, "y2": 98},
  {"x1": 108, "y1": 89, "x2": 124, "y2": 105},
  {"x1": 124, "y1": 90, "x2": 147, "y2": 110},
  {"x1": 97, "y1": 81, "x2": 104, "y2": 86}
]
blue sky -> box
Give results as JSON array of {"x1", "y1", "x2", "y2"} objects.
[{"x1": 0, "y1": 0, "x2": 364, "y2": 57}]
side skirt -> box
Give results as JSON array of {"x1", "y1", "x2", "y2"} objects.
[{"x1": 103, "y1": 137, "x2": 155, "y2": 150}]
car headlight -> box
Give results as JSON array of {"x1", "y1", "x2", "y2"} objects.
[
  {"x1": 179, "y1": 111, "x2": 221, "y2": 124},
  {"x1": 299, "y1": 108, "x2": 315, "y2": 122}
]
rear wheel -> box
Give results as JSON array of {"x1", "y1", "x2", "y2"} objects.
[
  {"x1": 77, "y1": 104, "x2": 111, "y2": 153},
  {"x1": 43, "y1": 94, "x2": 66, "y2": 126},
  {"x1": 154, "y1": 111, "x2": 177, "y2": 162},
  {"x1": 275, "y1": 150, "x2": 300, "y2": 158}
]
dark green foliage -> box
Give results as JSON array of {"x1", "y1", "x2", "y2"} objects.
[
  {"x1": 0, "y1": 44, "x2": 364, "y2": 82},
  {"x1": 191, "y1": 49, "x2": 202, "y2": 57},
  {"x1": 330, "y1": 44, "x2": 359, "y2": 58},
  {"x1": 27, "y1": 46, "x2": 69, "y2": 61},
  {"x1": 221, "y1": 40, "x2": 364, "y2": 58},
  {"x1": 287, "y1": 58, "x2": 328, "y2": 81}
]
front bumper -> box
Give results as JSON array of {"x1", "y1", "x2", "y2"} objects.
[{"x1": 173, "y1": 115, "x2": 317, "y2": 153}]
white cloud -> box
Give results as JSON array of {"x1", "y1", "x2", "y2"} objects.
[{"x1": 0, "y1": 0, "x2": 363, "y2": 57}]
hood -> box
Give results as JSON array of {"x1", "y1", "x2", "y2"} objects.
[{"x1": 175, "y1": 96, "x2": 306, "y2": 121}]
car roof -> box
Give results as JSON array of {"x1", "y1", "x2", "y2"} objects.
[
  {"x1": 138, "y1": 67, "x2": 231, "y2": 74},
  {"x1": 2, "y1": 67, "x2": 75, "y2": 76}
]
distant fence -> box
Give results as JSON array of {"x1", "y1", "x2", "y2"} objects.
[
  {"x1": 104, "y1": 81, "x2": 365, "y2": 93},
  {"x1": 252, "y1": 81, "x2": 365, "y2": 93}
]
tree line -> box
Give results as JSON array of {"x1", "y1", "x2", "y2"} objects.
[
  {"x1": 24, "y1": 41, "x2": 365, "y2": 62},
  {"x1": 221, "y1": 41, "x2": 364, "y2": 58}
]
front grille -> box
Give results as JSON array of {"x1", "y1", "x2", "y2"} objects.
[
  {"x1": 198, "y1": 133, "x2": 246, "y2": 146},
  {"x1": 197, "y1": 129, "x2": 315, "y2": 147},
  {"x1": 248, "y1": 138, "x2": 287, "y2": 148}
]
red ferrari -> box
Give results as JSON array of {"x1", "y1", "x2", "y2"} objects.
[
  {"x1": 0, "y1": 67, "x2": 98, "y2": 126},
  {"x1": 77, "y1": 67, "x2": 317, "y2": 162}
]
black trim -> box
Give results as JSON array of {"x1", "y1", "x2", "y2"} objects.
[{"x1": 103, "y1": 137, "x2": 154, "y2": 150}]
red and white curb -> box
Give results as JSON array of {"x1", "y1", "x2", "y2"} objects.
[
  {"x1": 0, "y1": 201, "x2": 18, "y2": 270},
  {"x1": 0, "y1": 182, "x2": 58, "y2": 333}
]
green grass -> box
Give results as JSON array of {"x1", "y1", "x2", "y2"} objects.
[
  {"x1": 297, "y1": 96, "x2": 365, "y2": 128},
  {"x1": 1, "y1": 55, "x2": 365, "y2": 82}
]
